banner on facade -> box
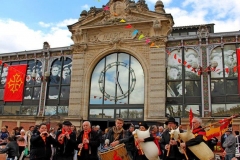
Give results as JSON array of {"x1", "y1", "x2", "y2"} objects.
[
  {"x1": 4, "y1": 65, "x2": 27, "y2": 102},
  {"x1": 237, "y1": 48, "x2": 240, "y2": 96}
]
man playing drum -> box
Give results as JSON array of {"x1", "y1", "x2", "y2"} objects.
[{"x1": 104, "y1": 118, "x2": 129, "y2": 147}]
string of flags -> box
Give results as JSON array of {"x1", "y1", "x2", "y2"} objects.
[{"x1": 167, "y1": 51, "x2": 238, "y2": 75}]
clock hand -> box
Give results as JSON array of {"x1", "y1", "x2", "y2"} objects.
[{"x1": 114, "y1": 71, "x2": 124, "y2": 94}]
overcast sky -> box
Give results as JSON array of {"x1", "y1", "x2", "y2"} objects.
[{"x1": 0, "y1": 0, "x2": 239, "y2": 53}]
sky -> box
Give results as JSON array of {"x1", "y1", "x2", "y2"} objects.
[{"x1": 0, "y1": 0, "x2": 239, "y2": 53}]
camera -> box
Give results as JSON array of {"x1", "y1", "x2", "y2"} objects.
[{"x1": 43, "y1": 133, "x2": 48, "y2": 136}]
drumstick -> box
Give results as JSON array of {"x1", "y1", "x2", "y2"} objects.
[{"x1": 167, "y1": 128, "x2": 174, "y2": 157}]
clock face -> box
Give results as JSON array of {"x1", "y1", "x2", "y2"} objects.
[{"x1": 98, "y1": 61, "x2": 136, "y2": 101}]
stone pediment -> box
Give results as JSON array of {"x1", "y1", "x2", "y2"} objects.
[
  {"x1": 69, "y1": 0, "x2": 173, "y2": 28},
  {"x1": 68, "y1": 0, "x2": 174, "y2": 45}
]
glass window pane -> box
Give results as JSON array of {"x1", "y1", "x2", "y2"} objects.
[
  {"x1": 184, "y1": 49, "x2": 200, "y2": 80},
  {"x1": 4, "y1": 106, "x2": 20, "y2": 115},
  {"x1": 167, "y1": 81, "x2": 182, "y2": 97},
  {"x1": 224, "y1": 45, "x2": 237, "y2": 77},
  {"x1": 226, "y1": 80, "x2": 238, "y2": 94},
  {"x1": 167, "y1": 50, "x2": 182, "y2": 80},
  {"x1": 58, "y1": 106, "x2": 68, "y2": 116},
  {"x1": 120, "y1": 109, "x2": 128, "y2": 118},
  {"x1": 24, "y1": 87, "x2": 33, "y2": 99},
  {"x1": 45, "y1": 106, "x2": 57, "y2": 116},
  {"x1": 128, "y1": 109, "x2": 143, "y2": 118},
  {"x1": 50, "y1": 60, "x2": 61, "y2": 84},
  {"x1": 33, "y1": 87, "x2": 41, "y2": 100},
  {"x1": 211, "y1": 79, "x2": 225, "y2": 96},
  {"x1": 188, "y1": 32, "x2": 196, "y2": 35},
  {"x1": 0, "y1": 106, "x2": 3, "y2": 115},
  {"x1": 90, "y1": 59, "x2": 105, "y2": 104},
  {"x1": 0, "y1": 66, "x2": 8, "y2": 87},
  {"x1": 212, "y1": 104, "x2": 240, "y2": 116},
  {"x1": 210, "y1": 47, "x2": 223, "y2": 78},
  {"x1": 89, "y1": 109, "x2": 103, "y2": 118},
  {"x1": 26, "y1": 66, "x2": 33, "y2": 86},
  {"x1": 172, "y1": 33, "x2": 179, "y2": 36},
  {"x1": 103, "y1": 109, "x2": 114, "y2": 118},
  {"x1": 21, "y1": 106, "x2": 38, "y2": 115},
  {"x1": 166, "y1": 104, "x2": 183, "y2": 117},
  {"x1": 60, "y1": 86, "x2": 70, "y2": 99},
  {"x1": 0, "y1": 89, "x2": 4, "y2": 100},
  {"x1": 48, "y1": 86, "x2": 59, "y2": 99},
  {"x1": 62, "y1": 58, "x2": 72, "y2": 84},
  {"x1": 184, "y1": 105, "x2": 200, "y2": 116},
  {"x1": 104, "y1": 64, "x2": 117, "y2": 102},
  {"x1": 185, "y1": 81, "x2": 201, "y2": 96},
  {"x1": 129, "y1": 56, "x2": 144, "y2": 104},
  {"x1": 34, "y1": 72, "x2": 42, "y2": 85}
]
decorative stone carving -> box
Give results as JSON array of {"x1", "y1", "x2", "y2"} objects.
[
  {"x1": 197, "y1": 25, "x2": 209, "y2": 40},
  {"x1": 151, "y1": 36, "x2": 167, "y2": 46},
  {"x1": 136, "y1": 0, "x2": 149, "y2": 12},
  {"x1": 72, "y1": 43, "x2": 88, "y2": 53},
  {"x1": 153, "y1": 20, "x2": 161, "y2": 35},
  {"x1": 109, "y1": 37, "x2": 122, "y2": 49},
  {"x1": 43, "y1": 42, "x2": 50, "y2": 50}
]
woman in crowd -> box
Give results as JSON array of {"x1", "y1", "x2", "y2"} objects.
[
  {"x1": 30, "y1": 123, "x2": 57, "y2": 160},
  {"x1": 0, "y1": 127, "x2": 9, "y2": 145}
]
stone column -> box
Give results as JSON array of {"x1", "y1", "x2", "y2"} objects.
[
  {"x1": 68, "y1": 44, "x2": 87, "y2": 119},
  {"x1": 146, "y1": 46, "x2": 166, "y2": 120}
]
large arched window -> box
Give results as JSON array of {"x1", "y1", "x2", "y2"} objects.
[
  {"x1": 210, "y1": 44, "x2": 240, "y2": 116},
  {"x1": 89, "y1": 52, "x2": 144, "y2": 120},
  {"x1": 45, "y1": 57, "x2": 72, "y2": 116}
]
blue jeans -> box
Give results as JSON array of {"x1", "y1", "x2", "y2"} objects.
[{"x1": 225, "y1": 154, "x2": 235, "y2": 160}]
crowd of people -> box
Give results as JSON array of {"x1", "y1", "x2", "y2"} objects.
[{"x1": 0, "y1": 117, "x2": 239, "y2": 160}]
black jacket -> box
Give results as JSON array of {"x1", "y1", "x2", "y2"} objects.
[
  {"x1": 105, "y1": 128, "x2": 129, "y2": 144},
  {"x1": 124, "y1": 130, "x2": 136, "y2": 152},
  {"x1": 30, "y1": 134, "x2": 57, "y2": 160},
  {"x1": 55, "y1": 130, "x2": 76, "y2": 157},
  {"x1": 76, "y1": 130, "x2": 100, "y2": 160},
  {"x1": 160, "y1": 129, "x2": 184, "y2": 160},
  {"x1": 0, "y1": 141, "x2": 19, "y2": 158},
  {"x1": 185, "y1": 126, "x2": 207, "y2": 160}
]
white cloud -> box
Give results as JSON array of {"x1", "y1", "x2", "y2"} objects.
[
  {"x1": 56, "y1": 19, "x2": 78, "y2": 28},
  {"x1": 165, "y1": 0, "x2": 240, "y2": 32},
  {"x1": 39, "y1": 21, "x2": 52, "y2": 28},
  {"x1": 146, "y1": 0, "x2": 172, "y2": 5},
  {"x1": 81, "y1": 4, "x2": 90, "y2": 11},
  {"x1": 0, "y1": 18, "x2": 77, "y2": 53}
]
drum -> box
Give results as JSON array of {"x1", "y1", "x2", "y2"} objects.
[{"x1": 98, "y1": 144, "x2": 131, "y2": 160}]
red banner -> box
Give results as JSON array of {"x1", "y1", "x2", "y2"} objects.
[
  {"x1": 4, "y1": 65, "x2": 27, "y2": 102},
  {"x1": 237, "y1": 48, "x2": 240, "y2": 96}
]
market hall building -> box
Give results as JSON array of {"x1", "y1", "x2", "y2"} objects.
[{"x1": 0, "y1": 0, "x2": 240, "y2": 130}]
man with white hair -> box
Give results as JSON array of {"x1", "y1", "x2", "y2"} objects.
[
  {"x1": 180, "y1": 117, "x2": 207, "y2": 160},
  {"x1": 76, "y1": 121, "x2": 100, "y2": 160}
]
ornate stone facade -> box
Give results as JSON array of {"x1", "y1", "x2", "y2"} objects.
[{"x1": 68, "y1": 0, "x2": 173, "y2": 121}]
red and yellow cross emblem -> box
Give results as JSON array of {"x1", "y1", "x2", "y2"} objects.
[{"x1": 7, "y1": 73, "x2": 23, "y2": 93}]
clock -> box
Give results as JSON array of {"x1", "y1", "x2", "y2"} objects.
[{"x1": 98, "y1": 61, "x2": 136, "y2": 101}]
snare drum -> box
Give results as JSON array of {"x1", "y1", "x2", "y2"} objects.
[{"x1": 98, "y1": 144, "x2": 131, "y2": 160}]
